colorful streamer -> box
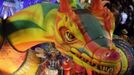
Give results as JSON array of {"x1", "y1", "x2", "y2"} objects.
[
  {"x1": 0, "y1": 0, "x2": 43, "y2": 18},
  {"x1": 0, "y1": 1, "x2": 15, "y2": 19},
  {"x1": 14, "y1": 0, "x2": 22, "y2": 11}
]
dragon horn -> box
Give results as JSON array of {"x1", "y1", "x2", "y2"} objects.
[
  {"x1": 90, "y1": 0, "x2": 109, "y2": 12},
  {"x1": 59, "y1": 0, "x2": 78, "y2": 23},
  {"x1": 59, "y1": 0, "x2": 72, "y2": 13},
  {"x1": 90, "y1": 0, "x2": 115, "y2": 40},
  {"x1": 90, "y1": 0, "x2": 103, "y2": 11}
]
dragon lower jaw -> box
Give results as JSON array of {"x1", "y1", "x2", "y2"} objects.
[{"x1": 66, "y1": 48, "x2": 121, "y2": 74}]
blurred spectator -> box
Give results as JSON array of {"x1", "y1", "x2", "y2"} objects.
[
  {"x1": 120, "y1": 29, "x2": 128, "y2": 41},
  {"x1": 120, "y1": 10, "x2": 128, "y2": 25},
  {"x1": 104, "y1": 0, "x2": 134, "y2": 48},
  {"x1": 106, "y1": 0, "x2": 134, "y2": 38}
]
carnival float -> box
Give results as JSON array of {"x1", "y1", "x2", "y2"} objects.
[{"x1": 0, "y1": 0, "x2": 134, "y2": 75}]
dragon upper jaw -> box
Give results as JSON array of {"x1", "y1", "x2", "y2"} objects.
[{"x1": 65, "y1": 47, "x2": 121, "y2": 74}]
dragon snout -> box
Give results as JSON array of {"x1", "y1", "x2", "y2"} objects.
[
  {"x1": 68, "y1": 42, "x2": 121, "y2": 74},
  {"x1": 85, "y1": 42, "x2": 121, "y2": 63},
  {"x1": 93, "y1": 49, "x2": 120, "y2": 63}
]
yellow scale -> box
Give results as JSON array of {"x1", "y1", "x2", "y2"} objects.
[{"x1": 14, "y1": 50, "x2": 40, "y2": 75}]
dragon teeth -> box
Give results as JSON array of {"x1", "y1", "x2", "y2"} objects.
[
  {"x1": 108, "y1": 68, "x2": 110, "y2": 73},
  {"x1": 103, "y1": 66, "x2": 105, "y2": 71},
  {"x1": 100, "y1": 66, "x2": 103, "y2": 70},
  {"x1": 105, "y1": 67, "x2": 108, "y2": 72},
  {"x1": 108, "y1": 68, "x2": 114, "y2": 72},
  {"x1": 70, "y1": 50, "x2": 114, "y2": 73},
  {"x1": 95, "y1": 64, "x2": 98, "y2": 68}
]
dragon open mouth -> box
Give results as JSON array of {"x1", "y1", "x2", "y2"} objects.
[{"x1": 66, "y1": 48, "x2": 119, "y2": 74}]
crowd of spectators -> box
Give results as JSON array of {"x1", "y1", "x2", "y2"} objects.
[{"x1": 105, "y1": 0, "x2": 134, "y2": 47}]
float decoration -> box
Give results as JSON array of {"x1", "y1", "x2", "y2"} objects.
[
  {"x1": 0, "y1": 0, "x2": 134, "y2": 75},
  {"x1": 0, "y1": 0, "x2": 43, "y2": 18}
]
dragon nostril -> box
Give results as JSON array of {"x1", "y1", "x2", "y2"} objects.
[
  {"x1": 105, "y1": 52, "x2": 111, "y2": 57},
  {"x1": 103, "y1": 51, "x2": 120, "y2": 62}
]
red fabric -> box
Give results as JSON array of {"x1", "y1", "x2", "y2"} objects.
[
  {"x1": 62, "y1": 61, "x2": 72, "y2": 75},
  {"x1": 87, "y1": 70, "x2": 93, "y2": 75}
]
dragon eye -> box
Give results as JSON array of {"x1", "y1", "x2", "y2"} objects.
[{"x1": 65, "y1": 31, "x2": 76, "y2": 42}]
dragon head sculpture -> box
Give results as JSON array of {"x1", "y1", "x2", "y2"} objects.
[
  {"x1": 5, "y1": 0, "x2": 122, "y2": 74},
  {"x1": 53, "y1": 0, "x2": 121, "y2": 74}
]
